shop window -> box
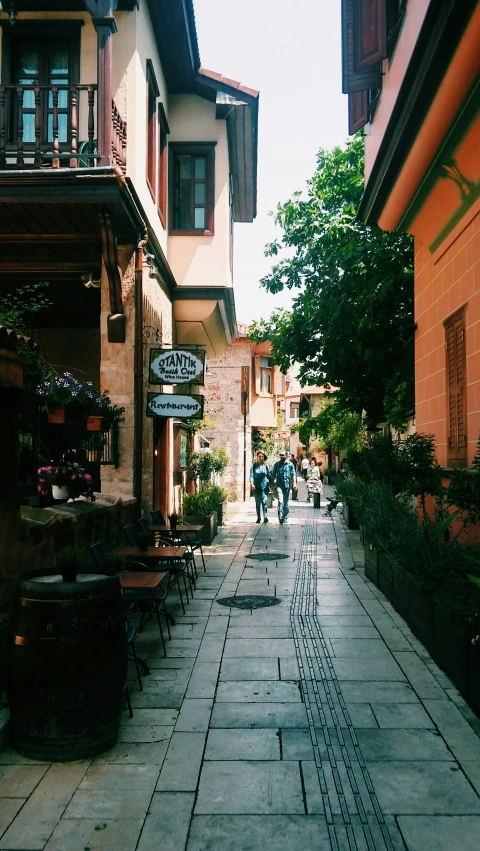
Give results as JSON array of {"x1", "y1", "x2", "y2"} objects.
[
  {"x1": 146, "y1": 60, "x2": 159, "y2": 200},
  {"x1": 169, "y1": 142, "x2": 215, "y2": 234},
  {"x1": 445, "y1": 308, "x2": 467, "y2": 467}
]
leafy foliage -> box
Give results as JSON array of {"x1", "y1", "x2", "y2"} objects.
[
  {"x1": 298, "y1": 398, "x2": 365, "y2": 452},
  {"x1": 250, "y1": 136, "x2": 414, "y2": 423},
  {"x1": 189, "y1": 447, "x2": 230, "y2": 487}
]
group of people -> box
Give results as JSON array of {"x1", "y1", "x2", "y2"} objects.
[{"x1": 249, "y1": 450, "x2": 324, "y2": 525}]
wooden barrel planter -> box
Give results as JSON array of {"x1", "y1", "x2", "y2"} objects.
[{"x1": 7, "y1": 569, "x2": 127, "y2": 761}]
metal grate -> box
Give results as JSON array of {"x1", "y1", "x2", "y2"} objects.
[
  {"x1": 247, "y1": 552, "x2": 289, "y2": 561},
  {"x1": 216, "y1": 595, "x2": 281, "y2": 610}
]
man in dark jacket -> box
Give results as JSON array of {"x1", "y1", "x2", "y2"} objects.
[{"x1": 272, "y1": 451, "x2": 297, "y2": 524}]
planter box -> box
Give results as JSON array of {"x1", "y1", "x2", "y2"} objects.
[
  {"x1": 364, "y1": 541, "x2": 379, "y2": 584},
  {"x1": 407, "y1": 580, "x2": 435, "y2": 655},
  {"x1": 468, "y1": 644, "x2": 480, "y2": 717},
  {"x1": 183, "y1": 513, "x2": 217, "y2": 544},
  {"x1": 343, "y1": 500, "x2": 359, "y2": 530},
  {"x1": 378, "y1": 552, "x2": 393, "y2": 599},
  {"x1": 391, "y1": 561, "x2": 411, "y2": 622},
  {"x1": 217, "y1": 500, "x2": 228, "y2": 526},
  {"x1": 434, "y1": 603, "x2": 469, "y2": 697}
]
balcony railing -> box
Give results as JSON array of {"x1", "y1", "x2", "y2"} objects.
[{"x1": 0, "y1": 84, "x2": 126, "y2": 172}]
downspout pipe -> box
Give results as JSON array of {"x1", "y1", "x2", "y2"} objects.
[{"x1": 134, "y1": 230, "x2": 148, "y2": 517}]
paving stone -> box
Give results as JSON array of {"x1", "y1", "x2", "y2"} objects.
[
  {"x1": 356, "y1": 728, "x2": 453, "y2": 761},
  {"x1": 137, "y1": 792, "x2": 195, "y2": 851},
  {"x1": 339, "y1": 681, "x2": 417, "y2": 703},
  {"x1": 329, "y1": 639, "x2": 392, "y2": 658},
  {"x1": 281, "y1": 728, "x2": 313, "y2": 760},
  {"x1": 156, "y1": 732, "x2": 206, "y2": 791},
  {"x1": 63, "y1": 788, "x2": 153, "y2": 820},
  {"x1": 79, "y1": 764, "x2": 159, "y2": 790},
  {"x1": 422, "y1": 700, "x2": 480, "y2": 761},
  {"x1": 91, "y1": 742, "x2": 168, "y2": 765},
  {"x1": 195, "y1": 635, "x2": 225, "y2": 663},
  {"x1": 186, "y1": 814, "x2": 331, "y2": 851},
  {"x1": 215, "y1": 680, "x2": 301, "y2": 703},
  {"x1": 204, "y1": 729, "x2": 280, "y2": 761},
  {"x1": 195, "y1": 761, "x2": 304, "y2": 814},
  {"x1": 0, "y1": 800, "x2": 25, "y2": 838},
  {"x1": 44, "y1": 818, "x2": 145, "y2": 851},
  {"x1": 0, "y1": 765, "x2": 48, "y2": 798},
  {"x1": 226, "y1": 625, "x2": 293, "y2": 639},
  {"x1": 319, "y1": 626, "x2": 379, "y2": 639},
  {"x1": 129, "y1": 681, "x2": 188, "y2": 709},
  {"x1": 175, "y1": 699, "x2": 213, "y2": 732},
  {"x1": 342, "y1": 703, "x2": 379, "y2": 728},
  {"x1": 316, "y1": 615, "x2": 374, "y2": 627},
  {"x1": 118, "y1": 725, "x2": 174, "y2": 743},
  {"x1": 393, "y1": 652, "x2": 446, "y2": 698},
  {"x1": 223, "y1": 639, "x2": 297, "y2": 658},
  {"x1": 372, "y1": 703, "x2": 433, "y2": 728},
  {"x1": 147, "y1": 656, "x2": 196, "y2": 670},
  {"x1": 185, "y1": 662, "x2": 220, "y2": 699},
  {"x1": 368, "y1": 761, "x2": 480, "y2": 814},
  {"x1": 397, "y1": 815, "x2": 480, "y2": 850},
  {"x1": 121, "y1": 708, "x2": 178, "y2": 726},
  {"x1": 219, "y1": 658, "x2": 279, "y2": 681},
  {"x1": 331, "y1": 657, "x2": 406, "y2": 681},
  {"x1": 279, "y1": 657, "x2": 300, "y2": 680},
  {"x1": 210, "y1": 703, "x2": 308, "y2": 729}
]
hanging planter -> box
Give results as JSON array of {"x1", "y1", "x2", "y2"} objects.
[
  {"x1": 47, "y1": 407, "x2": 67, "y2": 425},
  {"x1": 86, "y1": 416, "x2": 110, "y2": 432}
]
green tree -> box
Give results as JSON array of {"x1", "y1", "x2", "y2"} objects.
[{"x1": 250, "y1": 135, "x2": 414, "y2": 424}]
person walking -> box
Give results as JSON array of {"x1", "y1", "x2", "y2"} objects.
[
  {"x1": 301, "y1": 454, "x2": 309, "y2": 480},
  {"x1": 306, "y1": 457, "x2": 323, "y2": 504},
  {"x1": 272, "y1": 450, "x2": 297, "y2": 524},
  {"x1": 249, "y1": 450, "x2": 271, "y2": 524}
]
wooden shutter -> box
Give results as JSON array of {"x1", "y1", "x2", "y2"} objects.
[
  {"x1": 341, "y1": 0, "x2": 382, "y2": 93},
  {"x1": 354, "y1": 0, "x2": 387, "y2": 70},
  {"x1": 445, "y1": 310, "x2": 467, "y2": 465},
  {"x1": 348, "y1": 90, "x2": 368, "y2": 134},
  {"x1": 254, "y1": 355, "x2": 261, "y2": 395}
]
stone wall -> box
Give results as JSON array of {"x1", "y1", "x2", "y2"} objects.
[{"x1": 203, "y1": 339, "x2": 253, "y2": 500}]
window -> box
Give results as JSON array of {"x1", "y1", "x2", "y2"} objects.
[
  {"x1": 169, "y1": 143, "x2": 215, "y2": 234},
  {"x1": 290, "y1": 402, "x2": 300, "y2": 419},
  {"x1": 254, "y1": 356, "x2": 273, "y2": 395},
  {"x1": 445, "y1": 308, "x2": 467, "y2": 467},
  {"x1": 146, "y1": 60, "x2": 159, "y2": 200},
  {"x1": 157, "y1": 103, "x2": 169, "y2": 227},
  {"x1": 3, "y1": 23, "x2": 81, "y2": 147}
]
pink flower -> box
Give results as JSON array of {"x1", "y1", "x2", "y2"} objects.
[
  {"x1": 71, "y1": 474, "x2": 77, "y2": 480},
  {"x1": 39, "y1": 478, "x2": 45, "y2": 483},
  {"x1": 84, "y1": 474, "x2": 92, "y2": 482}
]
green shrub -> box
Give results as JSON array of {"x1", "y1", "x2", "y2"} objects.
[{"x1": 184, "y1": 484, "x2": 229, "y2": 515}]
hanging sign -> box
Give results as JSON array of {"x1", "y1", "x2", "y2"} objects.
[
  {"x1": 149, "y1": 348, "x2": 205, "y2": 385},
  {"x1": 146, "y1": 393, "x2": 204, "y2": 419}
]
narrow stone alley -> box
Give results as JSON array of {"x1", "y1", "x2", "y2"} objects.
[{"x1": 1, "y1": 483, "x2": 480, "y2": 850}]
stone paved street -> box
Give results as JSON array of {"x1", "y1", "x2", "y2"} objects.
[{"x1": 2, "y1": 482, "x2": 480, "y2": 849}]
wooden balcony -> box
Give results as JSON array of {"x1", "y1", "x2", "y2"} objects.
[{"x1": 0, "y1": 84, "x2": 126, "y2": 172}]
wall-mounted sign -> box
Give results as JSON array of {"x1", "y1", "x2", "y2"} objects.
[
  {"x1": 146, "y1": 393, "x2": 204, "y2": 419},
  {"x1": 149, "y1": 348, "x2": 205, "y2": 385}
]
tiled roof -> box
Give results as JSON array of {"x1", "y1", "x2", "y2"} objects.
[{"x1": 198, "y1": 68, "x2": 259, "y2": 100}]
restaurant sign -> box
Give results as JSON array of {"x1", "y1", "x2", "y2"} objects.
[
  {"x1": 146, "y1": 393, "x2": 204, "y2": 419},
  {"x1": 149, "y1": 348, "x2": 205, "y2": 385}
]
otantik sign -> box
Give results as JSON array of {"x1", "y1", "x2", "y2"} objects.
[
  {"x1": 149, "y1": 348, "x2": 205, "y2": 385},
  {"x1": 146, "y1": 393, "x2": 204, "y2": 420}
]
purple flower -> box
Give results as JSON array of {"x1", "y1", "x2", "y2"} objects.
[{"x1": 84, "y1": 474, "x2": 92, "y2": 482}]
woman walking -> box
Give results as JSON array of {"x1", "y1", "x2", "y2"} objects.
[
  {"x1": 249, "y1": 451, "x2": 271, "y2": 524},
  {"x1": 306, "y1": 457, "x2": 323, "y2": 504}
]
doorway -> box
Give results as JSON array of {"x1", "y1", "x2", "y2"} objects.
[{"x1": 153, "y1": 418, "x2": 170, "y2": 518}]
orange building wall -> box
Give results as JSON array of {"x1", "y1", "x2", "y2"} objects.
[{"x1": 415, "y1": 211, "x2": 480, "y2": 466}]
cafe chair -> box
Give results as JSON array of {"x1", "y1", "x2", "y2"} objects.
[
  {"x1": 124, "y1": 522, "x2": 192, "y2": 614},
  {"x1": 151, "y1": 509, "x2": 206, "y2": 573},
  {"x1": 125, "y1": 621, "x2": 146, "y2": 719},
  {"x1": 89, "y1": 542, "x2": 170, "y2": 657},
  {"x1": 136, "y1": 517, "x2": 197, "y2": 592}
]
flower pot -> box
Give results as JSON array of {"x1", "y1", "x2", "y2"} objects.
[
  {"x1": 217, "y1": 500, "x2": 228, "y2": 526},
  {"x1": 183, "y1": 513, "x2": 217, "y2": 544},
  {"x1": 86, "y1": 416, "x2": 110, "y2": 432},
  {"x1": 52, "y1": 485, "x2": 70, "y2": 501},
  {"x1": 47, "y1": 407, "x2": 66, "y2": 425}
]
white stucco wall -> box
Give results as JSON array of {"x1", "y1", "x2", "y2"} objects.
[{"x1": 167, "y1": 94, "x2": 232, "y2": 289}]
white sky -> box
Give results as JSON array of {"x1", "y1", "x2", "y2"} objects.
[{"x1": 194, "y1": 0, "x2": 349, "y2": 324}]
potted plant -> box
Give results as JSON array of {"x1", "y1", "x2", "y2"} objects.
[
  {"x1": 168, "y1": 512, "x2": 179, "y2": 531},
  {"x1": 183, "y1": 489, "x2": 218, "y2": 544},
  {"x1": 54, "y1": 546, "x2": 90, "y2": 583},
  {"x1": 81, "y1": 388, "x2": 125, "y2": 432},
  {"x1": 37, "y1": 372, "x2": 82, "y2": 423},
  {"x1": 38, "y1": 460, "x2": 95, "y2": 502},
  {"x1": 203, "y1": 484, "x2": 229, "y2": 526}
]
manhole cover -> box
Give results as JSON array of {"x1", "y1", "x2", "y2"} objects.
[
  {"x1": 216, "y1": 595, "x2": 282, "y2": 609},
  {"x1": 247, "y1": 552, "x2": 289, "y2": 561}
]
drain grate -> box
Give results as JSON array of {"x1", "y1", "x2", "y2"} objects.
[
  {"x1": 216, "y1": 595, "x2": 281, "y2": 609},
  {"x1": 247, "y1": 552, "x2": 289, "y2": 561}
]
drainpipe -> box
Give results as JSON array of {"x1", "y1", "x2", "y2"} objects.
[{"x1": 134, "y1": 231, "x2": 148, "y2": 517}]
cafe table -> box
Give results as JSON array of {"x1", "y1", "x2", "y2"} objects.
[
  {"x1": 120, "y1": 571, "x2": 166, "y2": 589},
  {"x1": 114, "y1": 545, "x2": 186, "y2": 562},
  {"x1": 148, "y1": 524, "x2": 203, "y2": 534}
]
